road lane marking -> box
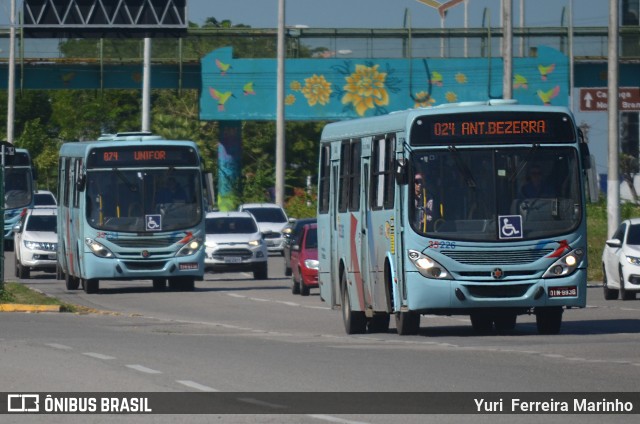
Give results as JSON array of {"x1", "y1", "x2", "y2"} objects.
[
  {"x1": 83, "y1": 352, "x2": 115, "y2": 360},
  {"x1": 176, "y1": 380, "x2": 219, "y2": 392},
  {"x1": 236, "y1": 397, "x2": 286, "y2": 410},
  {"x1": 46, "y1": 343, "x2": 72, "y2": 350},
  {"x1": 308, "y1": 414, "x2": 371, "y2": 424},
  {"x1": 126, "y1": 364, "x2": 162, "y2": 374}
]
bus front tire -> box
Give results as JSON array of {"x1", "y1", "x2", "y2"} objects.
[
  {"x1": 341, "y1": 275, "x2": 366, "y2": 334},
  {"x1": 395, "y1": 311, "x2": 420, "y2": 335},
  {"x1": 535, "y1": 307, "x2": 563, "y2": 335},
  {"x1": 83, "y1": 278, "x2": 99, "y2": 294},
  {"x1": 65, "y1": 273, "x2": 80, "y2": 290}
]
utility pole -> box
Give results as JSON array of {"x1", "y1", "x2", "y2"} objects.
[
  {"x1": 275, "y1": 0, "x2": 286, "y2": 206},
  {"x1": 142, "y1": 38, "x2": 151, "y2": 132},
  {"x1": 502, "y1": 0, "x2": 513, "y2": 99},
  {"x1": 607, "y1": 0, "x2": 620, "y2": 238},
  {"x1": 6, "y1": 0, "x2": 16, "y2": 144}
]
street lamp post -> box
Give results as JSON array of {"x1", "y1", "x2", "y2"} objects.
[{"x1": 275, "y1": 0, "x2": 286, "y2": 206}]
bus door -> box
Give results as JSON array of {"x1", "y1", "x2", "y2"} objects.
[
  {"x1": 358, "y1": 156, "x2": 373, "y2": 312},
  {"x1": 329, "y1": 158, "x2": 341, "y2": 308}
]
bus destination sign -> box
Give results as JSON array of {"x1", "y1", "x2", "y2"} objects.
[
  {"x1": 410, "y1": 111, "x2": 576, "y2": 145},
  {"x1": 87, "y1": 146, "x2": 198, "y2": 168}
]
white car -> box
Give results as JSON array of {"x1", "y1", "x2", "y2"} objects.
[
  {"x1": 33, "y1": 190, "x2": 57, "y2": 208},
  {"x1": 238, "y1": 203, "x2": 291, "y2": 255},
  {"x1": 602, "y1": 218, "x2": 640, "y2": 301},
  {"x1": 204, "y1": 211, "x2": 268, "y2": 279},
  {"x1": 13, "y1": 208, "x2": 58, "y2": 279}
]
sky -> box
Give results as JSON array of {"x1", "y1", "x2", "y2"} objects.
[{"x1": 0, "y1": 0, "x2": 611, "y2": 29}]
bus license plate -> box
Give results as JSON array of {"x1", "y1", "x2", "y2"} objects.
[
  {"x1": 224, "y1": 256, "x2": 242, "y2": 264},
  {"x1": 548, "y1": 286, "x2": 577, "y2": 297}
]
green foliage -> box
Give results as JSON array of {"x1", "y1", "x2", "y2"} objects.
[{"x1": 285, "y1": 187, "x2": 317, "y2": 219}]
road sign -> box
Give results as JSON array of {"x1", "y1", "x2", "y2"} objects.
[{"x1": 579, "y1": 87, "x2": 640, "y2": 112}]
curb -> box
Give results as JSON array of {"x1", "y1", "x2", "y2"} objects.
[{"x1": 0, "y1": 304, "x2": 62, "y2": 313}]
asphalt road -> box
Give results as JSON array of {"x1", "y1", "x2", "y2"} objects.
[{"x1": 2, "y1": 252, "x2": 640, "y2": 424}]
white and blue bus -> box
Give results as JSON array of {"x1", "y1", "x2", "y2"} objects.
[
  {"x1": 3, "y1": 147, "x2": 36, "y2": 249},
  {"x1": 57, "y1": 133, "x2": 206, "y2": 293},
  {"x1": 317, "y1": 101, "x2": 591, "y2": 335}
]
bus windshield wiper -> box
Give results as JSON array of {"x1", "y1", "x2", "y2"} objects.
[
  {"x1": 113, "y1": 168, "x2": 138, "y2": 192},
  {"x1": 448, "y1": 146, "x2": 476, "y2": 188},
  {"x1": 509, "y1": 144, "x2": 540, "y2": 183}
]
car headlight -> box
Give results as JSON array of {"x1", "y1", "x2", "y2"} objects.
[
  {"x1": 24, "y1": 240, "x2": 55, "y2": 250},
  {"x1": 407, "y1": 249, "x2": 452, "y2": 279},
  {"x1": 248, "y1": 239, "x2": 262, "y2": 246},
  {"x1": 542, "y1": 248, "x2": 585, "y2": 278},
  {"x1": 85, "y1": 238, "x2": 114, "y2": 258},
  {"x1": 177, "y1": 237, "x2": 203, "y2": 257},
  {"x1": 626, "y1": 255, "x2": 640, "y2": 265},
  {"x1": 304, "y1": 259, "x2": 319, "y2": 270}
]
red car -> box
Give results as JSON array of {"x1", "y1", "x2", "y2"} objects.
[{"x1": 290, "y1": 223, "x2": 318, "y2": 296}]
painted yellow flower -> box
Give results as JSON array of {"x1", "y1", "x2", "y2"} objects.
[
  {"x1": 285, "y1": 94, "x2": 296, "y2": 105},
  {"x1": 414, "y1": 91, "x2": 435, "y2": 108},
  {"x1": 290, "y1": 80, "x2": 302, "y2": 92},
  {"x1": 455, "y1": 73, "x2": 467, "y2": 84},
  {"x1": 445, "y1": 91, "x2": 458, "y2": 103},
  {"x1": 342, "y1": 64, "x2": 389, "y2": 116},
  {"x1": 301, "y1": 74, "x2": 332, "y2": 106}
]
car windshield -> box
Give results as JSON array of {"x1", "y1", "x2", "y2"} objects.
[
  {"x1": 85, "y1": 169, "x2": 202, "y2": 232},
  {"x1": 26, "y1": 215, "x2": 57, "y2": 233},
  {"x1": 244, "y1": 208, "x2": 287, "y2": 223},
  {"x1": 627, "y1": 224, "x2": 640, "y2": 245},
  {"x1": 206, "y1": 217, "x2": 258, "y2": 234},
  {"x1": 34, "y1": 193, "x2": 56, "y2": 206},
  {"x1": 304, "y1": 228, "x2": 318, "y2": 248},
  {"x1": 410, "y1": 146, "x2": 582, "y2": 241}
]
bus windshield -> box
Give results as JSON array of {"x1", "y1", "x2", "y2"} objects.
[
  {"x1": 86, "y1": 169, "x2": 202, "y2": 232},
  {"x1": 4, "y1": 168, "x2": 33, "y2": 209},
  {"x1": 410, "y1": 146, "x2": 582, "y2": 241}
]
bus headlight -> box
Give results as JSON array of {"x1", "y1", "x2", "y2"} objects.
[
  {"x1": 408, "y1": 249, "x2": 452, "y2": 280},
  {"x1": 85, "y1": 238, "x2": 114, "y2": 258},
  {"x1": 177, "y1": 237, "x2": 203, "y2": 257},
  {"x1": 542, "y1": 248, "x2": 585, "y2": 278}
]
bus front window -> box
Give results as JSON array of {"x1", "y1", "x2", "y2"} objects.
[
  {"x1": 410, "y1": 147, "x2": 582, "y2": 242},
  {"x1": 86, "y1": 170, "x2": 202, "y2": 232},
  {"x1": 4, "y1": 169, "x2": 33, "y2": 209}
]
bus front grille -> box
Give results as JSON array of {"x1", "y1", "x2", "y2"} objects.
[
  {"x1": 441, "y1": 249, "x2": 554, "y2": 265},
  {"x1": 123, "y1": 261, "x2": 167, "y2": 271},
  {"x1": 464, "y1": 284, "x2": 532, "y2": 298},
  {"x1": 110, "y1": 236, "x2": 183, "y2": 248}
]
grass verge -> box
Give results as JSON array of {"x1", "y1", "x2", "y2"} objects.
[{"x1": 0, "y1": 282, "x2": 90, "y2": 313}]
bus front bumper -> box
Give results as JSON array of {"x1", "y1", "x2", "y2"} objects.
[{"x1": 405, "y1": 269, "x2": 587, "y2": 313}]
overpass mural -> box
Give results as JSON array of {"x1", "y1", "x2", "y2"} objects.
[{"x1": 200, "y1": 46, "x2": 568, "y2": 209}]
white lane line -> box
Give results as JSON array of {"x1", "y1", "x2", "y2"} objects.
[
  {"x1": 126, "y1": 364, "x2": 162, "y2": 374},
  {"x1": 307, "y1": 414, "x2": 371, "y2": 424},
  {"x1": 227, "y1": 293, "x2": 246, "y2": 298},
  {"x1": 236, "y1": 397, "x2": 287, "y2": 410},
  {"x1": 176, "y1": 380, "x2": 219, "y2": 392},
  {"x1": 46, "y1": 343, "x2": 72, "y2": 350},
  {"x1": 83, "y1": 352, "x2": 115, "y2": 360}
]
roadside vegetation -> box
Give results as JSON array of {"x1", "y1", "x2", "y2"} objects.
[{"x1": 0, "y1": 282, "x2": 88, "y2": 312}]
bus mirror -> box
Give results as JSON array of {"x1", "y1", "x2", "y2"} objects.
[
  {"x1": 395, "y1": 158, "x2": 408, "y2": 185},
  {"x1": 76, "y1": 174, "x2": 86, "y2": 191}
]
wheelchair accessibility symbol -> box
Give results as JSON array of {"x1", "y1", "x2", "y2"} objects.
[
  {"x1": 498, "y1": 215, "x2": 523, "y2": 239},
  {"x1": 146, "y1": 214, "x2": 162, "y2": 231}
]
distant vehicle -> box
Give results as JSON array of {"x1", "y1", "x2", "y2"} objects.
[
  {"x1": 3, "y1": 148, "x2": 36, "y2": 250},
  {"x1": 33, "y1": 190, "x2": 57, "y2": 208},
  {"x1": 238, "y1": 203, "x2": 291, "y2": 255},
  {"x1": 282, "y1": 217, "x2": 317, "y2": 276},
  {"x1": 204, "y1": 211, "x2": 268, "y2": 279},
  {"x1": 13, "y1": 208, "x2": 58, "y2": 279},
  {"x1": 602, "y1": 218, "x2": 640, "y2": 300},
  {"x1": 290, "y1": 223, "x2": 318, "y2": 296}
]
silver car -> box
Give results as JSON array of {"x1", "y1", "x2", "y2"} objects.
[{"x1": 204, "y1": 211, "x2": 268, "y2": 279}]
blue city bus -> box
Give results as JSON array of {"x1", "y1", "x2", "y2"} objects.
[
  {"x1": 3, "y1": 148, "x2": 36, "y2": 249},
  {"x1": 57, "y1": 133, "x2": 206, "y2": 293},
  {"x1": 317, "y1": 101, "x2": 591, "y2": 335}
]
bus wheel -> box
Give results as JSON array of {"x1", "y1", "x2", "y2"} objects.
[
  {"x1": 535, "y1": 307, "x2": 563, "y2": 335},
  {"x1": 83, "y1": 279, "x2": 99, "y2": 294},
  {"x1": 152, "y1": 279, "x2": 167, "y2": 290},
  {"x1": 65, "y1": 273, "x2": 80, "y2": 290},
  {"x1": 494, "y1": 312, "x2": 517, "y2": 334},
  {"x1": 470, "y1": 312, "x2": 493, "y2": 334},
  {"x1": 395, "y1": 311, "x2": 420, "y2": 335},
  {"x1": 341, "y1": 275, "x2": 366, "y2": 334},
  {"x1": 368, "y1": 313, "x2": 390, "y2": 333}
]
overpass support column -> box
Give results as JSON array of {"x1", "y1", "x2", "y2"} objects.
[{"x1": 217, "y1": 121, "x2": 242, "y2": 211}]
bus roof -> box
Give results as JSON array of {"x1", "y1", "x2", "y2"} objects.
[
  {"x1": 320, "y1": 101, "x2": 574, "y2": 142},
  {"x1": 97, "y1": 132, "x2": 165, "y2": 141}
]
